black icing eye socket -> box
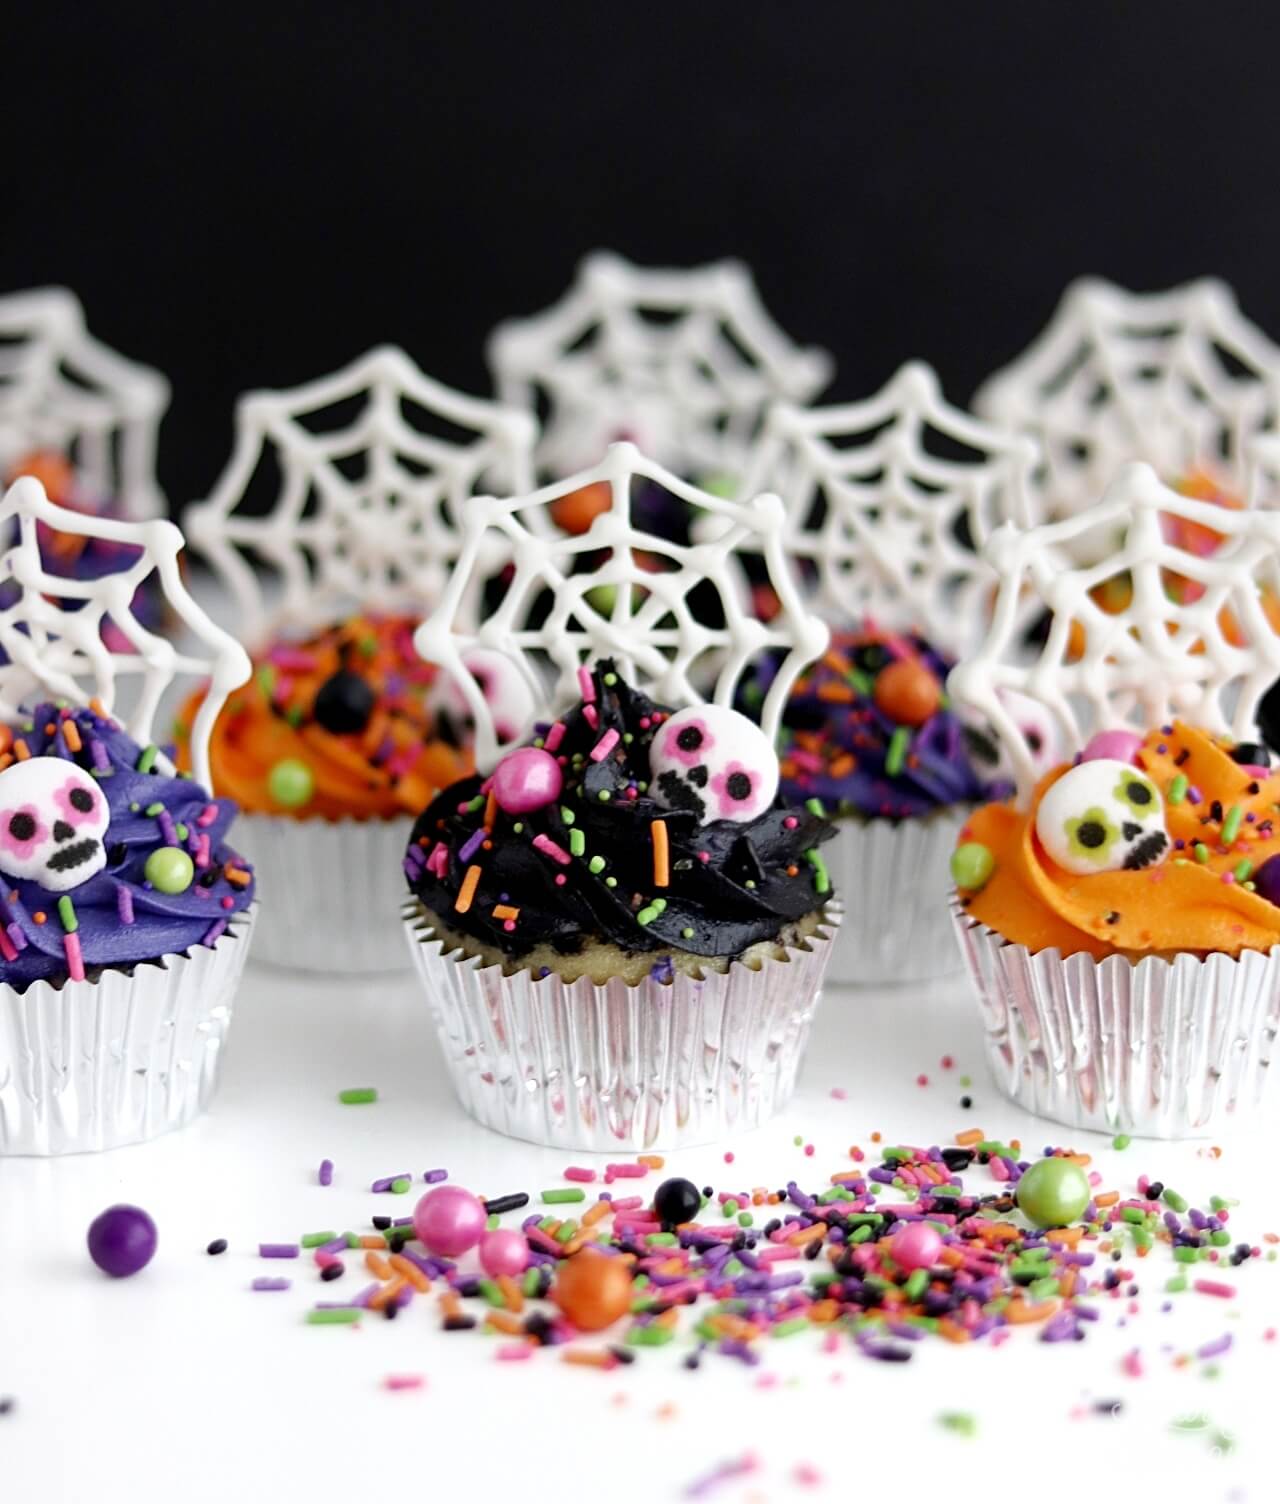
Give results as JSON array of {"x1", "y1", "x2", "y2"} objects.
[
  {"x1": 1126, "y1": 781, "x2": 1152, "y2": 807},
  {"x1": 676, "y1": 726, "x2": 704, "y2": 753},
  {"x1": 1026, "y1": 731, "x2": 1043, "y2": 754},
  {"x1": 726, "y1": 771, "x2": 753, "y2": 801},
  {"x1": 1076, "y1": 820, "x2": 1107, "y2": 849},
  {"x1": 69, "y1": 787, "x2": 94, "y2": 814},
  {"x1": 312, "y1": 669, "x2": 376, "y2": 735},
  {"x1": 8, "y1": 812, "x2": 35, "y2": 842}
]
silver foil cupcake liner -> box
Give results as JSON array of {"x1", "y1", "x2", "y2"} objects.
[
  {"x1": 827, "y1": 808, "x2": 970, "y2": 984},
  {"x1": 235, "y1": 812, "x2": 413, "y2": 973},
  {"x1": 0, "y1": 905, "x2": 257, "y2": 1156},
  {"x1": 403, "y1": 903, "x2": 841, "y2": 1150},
  {"x1": 951, "y1": 900, "x2": 1280, "y2": 1138}
]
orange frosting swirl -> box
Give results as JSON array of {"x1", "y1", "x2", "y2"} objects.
[
  {"x1": 178, "y1": 615, "x2": 468, "y2": 820},
  {"x1": 957, "y1": 723, "x2": 1280, "y2": 959}
]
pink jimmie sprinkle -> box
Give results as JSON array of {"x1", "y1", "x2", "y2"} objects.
[
  {"x1": 64, "y1": 932, "x2": 85, "y2": 982},
  {"x1": 590, "y1": 728, "x2": 620, "y2": 763},
  {"x1": 532, "y1": 834, "x2": 572, "y2": 866},
  {"x1": 544, "y1": 721, "x2": 566, "y2": 753},
  {"x1": 582, "y1": 703, "x2": 599, "y2": 730},
  {"x1": 496, "y1": 1343, "x2": 535, "y2": 1362},
  {"x1": 196, "y1": 803, "x2": 219, "y2": 828},
  {"x1": 605, "y1": 1162, "x2": 648, "y2": 1179},
  {"x1": 564, "y1": 1167, "x2": 597, "y2": 1183},
  {"x1": 384, "y1": 1374, "x2": 426, "y2": 1391},
  {"x1": 577, "y1": 666, "x2": 597, "y2": 702},
  {"x1": 1193, "y1": 1279, "x2": 1237, "y2": 1299},
  {"x1": 1122, "y1": 1349, "x2": 1143, "y2": 1378}
]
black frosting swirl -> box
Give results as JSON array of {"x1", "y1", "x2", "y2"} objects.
[{"x1": 405, "y1": 662, "x2": 835, "y2": 963}]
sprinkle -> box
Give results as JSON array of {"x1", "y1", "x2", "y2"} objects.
[
  {"x1": 61, "y1": 719, "x2": 82, "y2": 753},
  {"x1": 1194, "y1": 842, "x2": 1209, "y2": 864},
  {"x1": 885, "y1": 726, "x2": 911, "y2": 777},
  {"x1": 544, "y1": 722, "x2": 566, "y2": 753},
  {"x1": 492, "y1": 904, "x2": 520, "y2": 922},
  {"x1": 63, "y1": 933, "x2": 85, "y2": 982},
  {"x1": 338, "y1": 1087, "x2": 378, "y2": 1105},
  {"x1": 201, "y1": 918, "x2": 228, "y2": 947},
  {"x1": 542, "y1": 1187, "x2": 586, "y2": 1204},
  {"x1": 564, "y1": 1167, "x2": 597, "y2": 1183},
  {"x1": 455, "y1": 864, "x2": 482, "y2": 914},
  {"x1": 651, "y1": 820, "x2": 670, "y2": 887},
  {"x1": 804, "y1": 849, "x2": 831, "y2": 895},
  {"x1": 252, "y1": 1278, "x2": 291, "y2": 1292},
  {"x1": 383, "y1": 1374, "x2": 426, "y2": 1391},
  {"x1": 89, "y1": 739, "x2": 112, "y2": 773},
  {"x1": 532, "y1": 834, "x2": 572, "y2": 866},
  {"x1": 569, "y1": 828, "x2": 585, "y2": 858},
  {"x1": 305, "y1": 1308, "x2": 362, "y2": 1326},
  {"x1": 206, "y1": 1239, "x2": 228, "y2": 1255},
  {"x1": 590, "y1": 728, "x2": 620, "y2": 763},
  {"x1": 136, "y1": 744, "x2": 159, "y2": 774},
  {"x1": 259, "y1": 1243, "x2": 300, "y2": 1259},
  {"x1": 318, "y1": 1160, "x2": 334, "y2": 1186},
  {"x1": 57, "y1": 895, "x2": 78, "y2": 933},
  {"x1": 636, "y1": 904, "x2": 662, "y2": 926},
  {"x1": 13, "y1": 739, "x2": 29, "y2": 761},
  {"x1": 1192, "y1": 1278, "x2": 1237, "y2": 1299},
  {"x1": 196, "y1": 803, "x2": 219, "y2": 827},
  {"x1": 1168, "y1": 773, "x2": 1188, "y2": 805},
  {"x1": 1222, "y1": 805, "x2": 1244, "y2": 846},
  {"x1": 577, "y1": 665, "x2": 596, "y2": 702}
]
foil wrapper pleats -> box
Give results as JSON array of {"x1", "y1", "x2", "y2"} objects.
[
  {"x1": 0, "y1": 905, "x2": 257, "y2": 1155},
  {"x1": 404, "y1": 903, "x2": 841, "y2": 1150},
  {"x1": 952, "y1": 901, "x2": 1280, "y2": 1138}
]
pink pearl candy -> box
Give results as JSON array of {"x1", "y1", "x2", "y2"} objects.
[
  {"x1": 1080, "y1": 729, "x2": 1143, "y2": 765},
  {"x1": 491, "y1": 747, "x2": 564, "y2": 814},
  {"x1": 890, "y1": 1220, "x2": 943, "y2": 1272},
  {"x1": 479, "y1": 1228, "x2": 529, "y2": 1278},
  {"x1": 412, "y1": 1185, "x2": 488, "y2": 1257}
]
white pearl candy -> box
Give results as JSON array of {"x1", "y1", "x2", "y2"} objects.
[{"x1": 1034, "y1": 758, "x2": 1168, "y2": 876}]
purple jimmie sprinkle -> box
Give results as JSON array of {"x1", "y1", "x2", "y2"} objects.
[
  {"x1": 1197, "y1": 1333, "x2": 1233, "y2": 1360},
  {"x1": 252, "y1": 1277, "x2": 291, "y2": 1292},
  {"x1": 157, "y1": 809, "x2": 177, "y2": 846},
  {"x1": 259, "y1": 1243, "x2": 299, "y2": 1259},
  {"x1": 89, "y1": 738, "x2": 111, "y2": 772},
  {"x1": 371, "y1": 1174, "x2": 411, "y2": 1193},
  {"x1": 458, "y1": 828, "x2": 486, "y2": 864},
  {"x1": 424, "y1": 1168, "x2": 448, "y2": 1184},
  {"x1": 318, "y1": 1159, "x2": 334, "y2": 1187},
  {"x1": 116, "y1": 884, "x2": 135, "y2": 925},
  {"x1": 201, "y1": 918, "x2": 228, "y2": 947}
]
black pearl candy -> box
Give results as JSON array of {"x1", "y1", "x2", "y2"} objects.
[
  {"x1": 312, "y1": 669, "x2": 376, "y2": 734},
  {"x1": 653, "y1": 1176, "x2": 702, "y2": 1227}
]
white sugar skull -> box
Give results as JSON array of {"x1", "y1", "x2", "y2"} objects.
[
  {"x1": 649, "y1": 705, "x2": 779, "y2": 825},
  {"x1": 0, "y1": 757, "x2": 110, "y2": 891},
  {"x1": 428, "y1": 648, "x2": 537, "y2": 745},
  {"x1": 961, "y1": 689, "x2": 1061, "y2": 789},
  {"x1": 1034, "y1": 758, "x2": 1168, "y2": 875}
]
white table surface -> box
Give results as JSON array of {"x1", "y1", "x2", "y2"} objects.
[{"x1": 3, "y1": 954, "x2": 1276, "y2": 1502}]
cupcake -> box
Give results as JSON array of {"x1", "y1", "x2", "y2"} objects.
[
  {"x1": 406, "y1": 441, "x2": 838, "y2": 1149},
  {"x1": 181, "y1": 346, "x2": 536, "y2": 974},
  {"x1": 0, "y1": 475, "x2": 256, "y2": 1155},
  {"x1": 730, "y1": 362, "x2": 1040, "y2": 983},
  {"x1": 948, "y1": 461, "x2": 1280, "y2": 1137},
  {"x1": 488, "y1": 251, "x2": 831, "y2": 494}
]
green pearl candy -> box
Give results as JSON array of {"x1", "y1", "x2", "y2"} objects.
[
  {"x1": 268, "y1": 757, "x2": 315, "y2": 808},
  {"x1": 950, "y1": 842, "x2": 995, "y2": 891},
  {"x1": 144, "y1": 846, "x2": 195, "y2": 894},
  {"x1": 1015, "y1": 1158, "x2": 1091, "y2": 1228}
]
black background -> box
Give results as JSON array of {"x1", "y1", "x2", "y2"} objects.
[{"x1": 6, "y1": 4, "x2": 1280, "y2": 511}]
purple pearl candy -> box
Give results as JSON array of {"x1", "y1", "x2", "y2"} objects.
[
  {"x1": 1255, "y1": 853, "x2": 1280, "y2": 907},
  {"x1": 87, "y1": 1204, "x2": 158, "y2": 1277}
]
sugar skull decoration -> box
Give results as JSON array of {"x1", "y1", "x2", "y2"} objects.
[
  {"x1": 488, "y1": 251, "x2": 832, "y2": 484},
  {"x1": 414, "y1": 442, "x2": 829, "y2": 793},
  {"x1": 426, "y1": 647, "x2": 538, "y2": 746},
  {"x1": 0, "y1": 287, "x2": 169, "y2": 521},
  {"x1": 727, "y1": 361, "x2": 1040, "y2": 655},
  {"x1": 183, "y1": 345, "x2": 538, "y2": 649},
  {"x1": 974, "y1": 277, "x2": 1280, "y2": 520},
  {"x1": 947, "y1": 461, "x2": 1280, "y2": 807},
  {"x1": 0, "y1": 474, "x2": 250, "y2": 802},
  {"x1": 649, "y1": 704, "x2": 779, "y2": 824},
  {"x1": 960, "y1": 688, "x2": 1061, "y2": 789}
]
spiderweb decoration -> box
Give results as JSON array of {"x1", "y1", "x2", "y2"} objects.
[
  {"x1": 488, "y1": 251, "x2": 832, "y2": 484},
  {"x1": 725, "y1": 361, "x2": 1039, "y2": 652},
  {"x1": 974, "y1": 277, "x2": 1280, "y2": 519},
  {"x1": 947, "y1": 461, "x2": 1280, "y2": 806},
  {"x1": 183, "y1": 346, "x2": 538, "y2": 648},
  {"x1": 0, "y1": 476, "x2": 251, "y2": 791},
  {"x1": 414, "y1": 442, "x2": 829, "y2": 772},
  {"x1": 0, "y1": 287, "x2": 169, "y2": 519}
]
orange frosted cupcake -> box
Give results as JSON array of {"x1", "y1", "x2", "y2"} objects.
[{"x1": 948, "y1": 461, "x2": 1280, "y2": 1138}]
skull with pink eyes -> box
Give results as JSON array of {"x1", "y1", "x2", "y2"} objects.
[
  {"x1": 649, "y1": 705, "x2": 780, "y2": 825},
  {"x1": 428, "y1": 649, "x2": 537, "y2": 746},
  {"x1": 961, "y1": 689, "x2": 1061, "y2": 788},
  {"x1": 0, "y1": 758, "x2": 109, "y2": 891}
]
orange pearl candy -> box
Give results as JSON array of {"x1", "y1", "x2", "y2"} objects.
[
  {"x1": 550, "y1": 482, "x2": 611, "y2": 536},
  {"x1": 872, "y1": 657, "x2": 941, "y2": 726},
  {"x1": 551, "y1": 1250, "x2": 633, "y2": 1331}
]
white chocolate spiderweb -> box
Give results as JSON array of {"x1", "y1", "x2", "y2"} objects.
[
  {"x1": 0, "y1": 287, "x2": 169, "y2": 519},
  {"x1": 723, "y1": 361, "x2": 1038, "y2": 654},
  {"x1": 415, "y1": 442, "x2": 830, "y2": 772},
  {"x1": 488, "y1": 251, "x2": 832, "y2": 484},
  {"x1": 0, "y1": 476, "x2": 251, "y2": 791},
  {"x1": 947, "y1": 461, "x2": 1280, "y2": 806},
  {"x1": 183, "y1": 346, "x2": 538, "y2": 648},
  {"x1": 975, "y1": 278, "x2": 1280, "y2": 519}
]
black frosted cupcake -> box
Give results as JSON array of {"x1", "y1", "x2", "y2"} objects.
[{"x1": 402, "y1": 660, "x2": 840, "y2": 1149}]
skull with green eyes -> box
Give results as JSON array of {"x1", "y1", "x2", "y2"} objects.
[{"x1": 1034, "y1": 758, "x2": 1168, "y2": 875}]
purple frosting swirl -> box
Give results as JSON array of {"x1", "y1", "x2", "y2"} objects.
[{"x1": 0, "y1": 704, "x2": 254, "y2": 989}]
